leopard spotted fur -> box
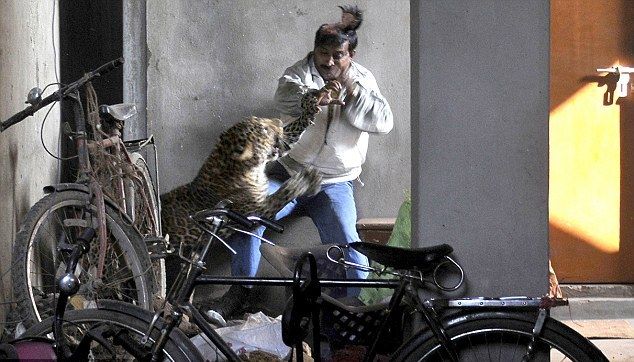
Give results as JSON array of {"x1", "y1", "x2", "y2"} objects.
[{"x1": 160, "y1": 90, "x2": 323, "y2": 247}]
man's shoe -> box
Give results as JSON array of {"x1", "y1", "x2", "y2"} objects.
[{"x1": 201, "y1": 285, "x2": 251, "y2": 323}]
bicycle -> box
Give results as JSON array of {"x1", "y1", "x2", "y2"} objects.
[
  {"x1": 19, "y1": 205, "x2": 607, "y2": 361},
  {"x1": 1, "y1": 58, "x2": 168, "y2": 329},
  {"x1": 0, "y1": 226, "x2": 187, "y2": 361}
]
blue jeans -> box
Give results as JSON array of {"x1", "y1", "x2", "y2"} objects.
[{"x1": 229, "y1": 163, "x2": 369, "y2": 296}]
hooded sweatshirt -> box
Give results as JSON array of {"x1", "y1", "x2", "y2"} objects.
[{"x1": 274, "y1": 53, "x2": 393, "y2": 184}]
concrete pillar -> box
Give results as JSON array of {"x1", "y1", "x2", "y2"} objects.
[
  {"x1": 123, "y1": 0, "x2": 147, "y2": 141},
  {"x1": 411, "y1": 0, "x2": 550, "y2": 297}
]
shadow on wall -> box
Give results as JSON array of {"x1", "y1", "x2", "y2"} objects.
[
  {"x1": 550, "y1": 222, "x2": 633, "y2": 283},
  {"x1": 10, "y1": 142, "x2": 32, "y2": 230},
  {"x1": 1, "y1": 142, "x2": 31, "y2": 325}
]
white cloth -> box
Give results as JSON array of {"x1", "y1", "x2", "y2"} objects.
[{"x1": 274, "y1": 53, "x2": 393, "y2": 184}]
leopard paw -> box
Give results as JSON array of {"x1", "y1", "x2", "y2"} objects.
[{"x1": 297, "y1": 166, "x2": 322, "y2": 196}]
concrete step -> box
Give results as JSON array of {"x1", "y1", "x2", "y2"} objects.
[
  {"x1": 560, "y1": 284, "x2": 634, "y2": 298},
  {"x1": 559, "y1": 319, "x2": 634, "y2": 339},
  {"x1": 551, "y1": 284, "x2": 634, "y2": 321},
  {"x1": 551, "y1": 285, "x2": 634, "y2": 360},
  {"x1": 590, "y1": 339, "x2": 634, "y2": 362},
  {"x1": 551, "y1": 297, "x2": 634, "y2": 320}
]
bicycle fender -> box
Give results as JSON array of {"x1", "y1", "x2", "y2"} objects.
[
  {"x1": 96, "y1": 299, "x2": 158, "y2": 323},
  {"x1": 43, "y1": 183, "x2": 134, "y2": 225},
  {"x1": 393, "y1": 308, "x2": 607, "y2": 362},
  {"x1": 397, "y1": 309, "x2": 543, "y2": 353},
  {"x1": 435, "y1": 309, "x2": 541, "y2": 330},
  {"x1": 94, "y1": 300, "x2": 204, "y2": 360}
]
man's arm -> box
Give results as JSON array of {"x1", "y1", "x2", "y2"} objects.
[
  {"x1": 274, "y1": 67, "x2": 345, "y2": 147},
  {"x1": 274, "y1": 73, "x2": 313, "y2": 119},
  {"x1": 342, "y1": 73, "x2": 393, "y2": 134},
  {"x1": 274, "y1": 67, "x2": 326, "y2": 147}
]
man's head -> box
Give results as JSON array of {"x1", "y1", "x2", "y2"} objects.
[
  {"x1": 313, "y1": 5, "x2": 363, "y2": 81},
  {"x1": 313, "y1": 41, "x2": 353, "y2": 81}
]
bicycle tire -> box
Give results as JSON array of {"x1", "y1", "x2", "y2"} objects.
[
  {"x1": 392, "y1": 310, "x2": 607, "y2": 361},
  {"x1": 23, "y1": 307, "x2": 201, "y2": 361},
  {"x1": 129, "y1": 152, "x2": 166, "y2": 297},
  {"x1": 11, "y1": 190, "x2": 154, "y2": 328},
  {"x1": 128, "y1": 152, "x2": 161, "y2": 237}
]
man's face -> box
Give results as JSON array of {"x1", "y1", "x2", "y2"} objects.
[{"x1": 313, "y1": 41, "x2": 354, "y2": 81}]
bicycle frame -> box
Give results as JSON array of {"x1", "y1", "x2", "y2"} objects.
[
  {"x1": 15, "y1": 202, "x2": 585, "y2": 362},
  {"x1": 14, "y1": 204, "x2": 600, "y2": 361},
  {"x1": 190, "y1": 236, "x2": 597, "y2": 362},
  {"x1": 146, "y1": 213, "x2": 401, "y2": 361},
  {"x1": 124, "y1": 135, "x2": 163, "y2": 236},
  {"x1": 66, "y1": 85, "x2": 160, "y2": 279},
  {"x1": 86, "y1": 100, "x2": 161, "y2": 238},
  {"x1": 65, "y1": 90, "x2": 112, "y2": 279},
  {"x1": 418, "y1": 296, "x2": 570, "y2": 362},
  {"x1": 2, "y1": 58, "x2": 165, "y2": 328}
]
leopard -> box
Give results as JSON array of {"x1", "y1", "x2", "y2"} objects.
[{"x1": 160, "y1": 88, "x2": 327, "y2": 249}]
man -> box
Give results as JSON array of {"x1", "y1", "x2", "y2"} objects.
[{"x1": 207, "y1": 4, "x2": 393, "y2": 320}]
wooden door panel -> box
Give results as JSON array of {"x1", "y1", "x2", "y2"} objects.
[{"x1": 550, "y1": 0, "x2": 634, "y2": 282}]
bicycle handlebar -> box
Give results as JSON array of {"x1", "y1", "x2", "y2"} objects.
[
  {"x1": 191, "y1": 207, "x2": 284, "y2": 233},
  {"x1": 191, "y1": 208, "x2": 256, "y2": 230},
  {"x1": 0, "y1": 58, "x2": 124, "y2": 133},
  {"x1": 247, "y1": 215, "x2": 284, "y2": 233}
]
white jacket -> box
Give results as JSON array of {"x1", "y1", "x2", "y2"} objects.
[{"x1": 274, "y1": 53, "x2": 393, "y2": 183}]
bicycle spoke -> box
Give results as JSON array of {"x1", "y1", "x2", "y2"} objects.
[
  {"x1": 497, "y1": 331, "x2": 502, "y2": 362},
  {"x1": 510, "y1": 333, "x2": 520, "y2": 361}
]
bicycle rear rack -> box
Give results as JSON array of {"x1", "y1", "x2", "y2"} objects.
[{"x1": 425, "y1": 296, "x2": 569, "y2": 309}]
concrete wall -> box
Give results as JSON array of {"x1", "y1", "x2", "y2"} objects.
[
  {"x1": 147, "y1": 0, "x2": 410, "y2": 268},
  {"x1": 412, "y1": 0, "x2": 549, "y2": 297},
  {"x1": 0, "y1": 1, "x2": 59, "y2": 328}
]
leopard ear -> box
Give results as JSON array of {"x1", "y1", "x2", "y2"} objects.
[
  {"x1": 272, "y1": 118, "x2": 283, "y2": 128},
  {"x1": 259, "y1": 117, "x2": 283, "y2": 129},
  {"x1": 234, "y1": 142, "x2": 254, "y2": 161}
]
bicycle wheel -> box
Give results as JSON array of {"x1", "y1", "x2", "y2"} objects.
[
  {"x1": 24, "y1": 308, "x2": 201, "y2": 361},
  {"x1": 392, "y1": 310, "x2": 607, "y2": 361},
  {"x1": 127, "y1": 152, "x2": 160, "y2": 237},
  {"x1": 12, "y1": 190, "x2": 154, "y2": 328},
  {"x1": 129, "y1": 152, "x2": 166, "y2": 297}
]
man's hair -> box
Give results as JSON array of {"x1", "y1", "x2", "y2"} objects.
[{"x1": 314, "y1": 5, "x2": 363, "y2": 52}]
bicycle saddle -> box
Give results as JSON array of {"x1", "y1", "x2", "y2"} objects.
[
  {"x1": 99, "y1": 103, "x2": 137, "y2": 121},
  {"x1": 350, "y1": 242, "x2": 453, "y2": 271}
]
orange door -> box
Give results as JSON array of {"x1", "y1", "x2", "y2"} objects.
[{"x1": 550, "y1": 0, "x2": 634, "y2": 282}]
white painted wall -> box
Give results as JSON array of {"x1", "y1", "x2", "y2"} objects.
[{"x1": 0, "y1": 1, "x2": 59, "y2": 328}]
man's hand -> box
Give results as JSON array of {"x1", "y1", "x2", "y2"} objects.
[
  {"x1": 339, "y1": 67, "x2": 356, "y2": 91},
  {"x1": 317, "y1": 80, "x2": 345, "y2": 106}
]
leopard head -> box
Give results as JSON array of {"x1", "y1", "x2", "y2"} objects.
[{"x1": 219, "y1": 117, "x2": 288, "y2": 169}]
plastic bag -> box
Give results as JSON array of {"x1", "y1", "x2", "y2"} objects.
[
  {"x1": 358, "y1": 191, "x2": 411, "y2": 305},
  {"x1": 190, "y1": 312, "x2": 290, "y2": 361}
]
